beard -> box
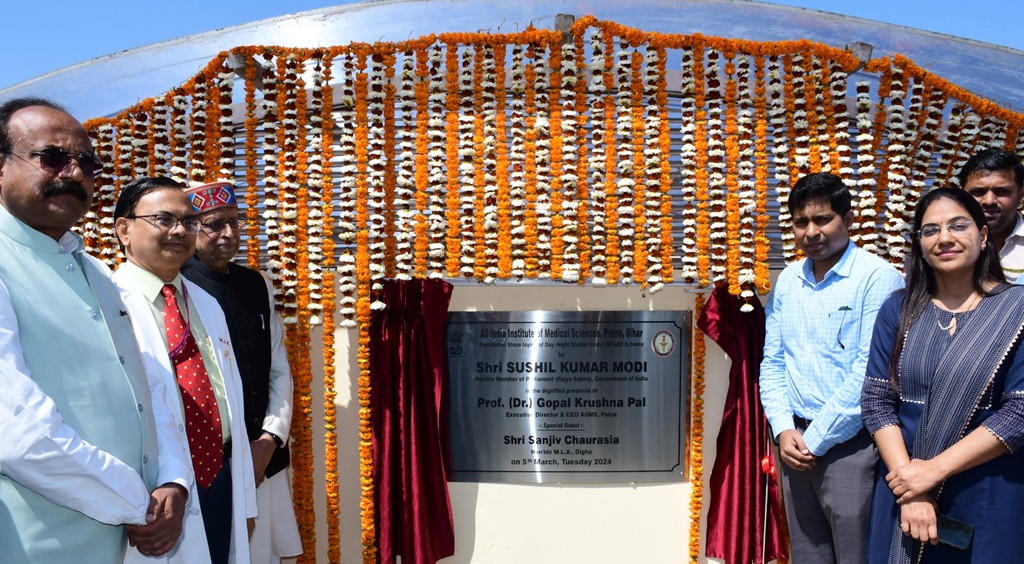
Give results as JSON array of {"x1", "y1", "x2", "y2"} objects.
[{"x1": 43, "y1": 178, "x2": 88, "y2": 202}]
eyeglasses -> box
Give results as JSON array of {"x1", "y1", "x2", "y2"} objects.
[
  {"x1": 916, "y1": 219, "x2": 974, "y2": 239},
  {"x1": 6, "y1": 148, "x2": 104, "y2": 179},
  {"x1": 127, "y1": 213, "x2": 201, "y2": 235},
  {"x1": 200, "y1": 217, "x2": 241, "y2": 234}
]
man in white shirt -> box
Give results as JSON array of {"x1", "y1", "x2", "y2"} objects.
[
  {"x1": 958, "y1": 148, "x2": 1024, "y2": 282},
  {"x1": 112, "y1": 176, "x2": 257, "y2": 564},
  {"x1": 0, "y1": 97, "x2": 189, "y2": 562}
]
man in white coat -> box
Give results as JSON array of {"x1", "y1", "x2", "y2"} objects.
[{"x1": 112, "y1": 176, "x2": 257, "y2": 564}]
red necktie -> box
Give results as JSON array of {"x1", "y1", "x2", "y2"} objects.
[{"x1": 162, "y1": 283, "x2": 223, "y2": 488}]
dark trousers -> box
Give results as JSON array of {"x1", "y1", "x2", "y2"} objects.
[
  {"x1": 197, "y1": 450, "x2": 233, "y2": 564},
  {"x1": 777, "y1": 425, "x2": 876, "y2": 564}
]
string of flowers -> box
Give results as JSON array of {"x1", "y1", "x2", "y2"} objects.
[
  {"x1": 723, "y1": 52, "x2": 741, "y2": 296},
  {"x1": 470, "y1": 46, "x2": 488, "y2": 281},
  {"x1": 937, "y1": 102, "x2": 966, "y2": 184},
  {"x1": 689, "y1": 293, "x2": 707, "y2": 562},
  {"x1": 261, "y1": 55, "x2": 284, "y2": 305},
  {"x1": 641, "y1": 47, "x2": 663, "y2": 291},
  {"x1": 480, "y1": 45, "x2": 502, "y2": 284},
  {"x1": 425, "y1": 43, "x2": 448, "y2": 278},
  {"x1": 829, "y1": 61, "x2": 852, "y2": 184},
  {"x1": 307, "y1": 57, "x2": 328, "y2": 324},
  {"x1": 336, "y1": 52, "x2": 359, "y2": 327},
  {"x1": 547, "y1": 40, "x2": 567, "y2": 282},
  {"x1": 80, "y1": 120, "x2": 114, "y2": 257},
  {"x1": 613, "y1": 45, "x2": 636, "y2": 285},
  {"x1": 753, "y1": 55, "x2": 771, "y2": 294},
  {"x1": 149, "y1": 97, "x2": 170, "y2": 177},
  {"x1": 571, "y1": 23, "x2": 591, "y2": 281},
  {"x1": 628, "y1": 48, "x2": 646, "y2": 289},
  {"x1": 381, "y1": 52, "x2": 400, "y2": 280},
  {"x1": 882, "y1": 65, "x2": 910, "y2": 267},
  {"x1": 395, "y1": 51, "x2": 417, "y2": 281},
  {"x1": 868, "y1": 62, "x2": 893, "y2": 256},
  {"x1": 456, "y1": 47, "x2": 478, "y2": 279},
  {"x1": 600, "y1": 34, "x2": 620, "y2": 285},
  {"x1": 705, "y1": 50, "x2": 728, "y2": 284},
  {"x1": 188, "y1": 74, "x2": 209, "y2": 184},
  {"x1": 653, "y1": 43, "x2": 674, "y2": 291},
  {"x1": 734, "y1": 54, "x2": 757, "y2": 306},
  {"x1": 277, "y1": 54, "x2": 302, "y2": 323},
  {"x1": 169, "y1": 90, "x2": 189, "y2": 185},
  {"x1": 243, "y1": 55, "x2": 261, "y2": 267},
  {"x1": 767, "y1": 55, "x2": 793, "y2": 259},
  {"x1": 314, "y1": 50, "x2": 341, "y2": 562},
  {"x1": 677, "y1": 46, "x2": 699, "y2": 284},
  {"x1": 692, "y1": 36, "x2": 711, "y2": 286},
  {"x1": 533, "y1": 44, "x2": 554, "y2": 279},
  {"x1": 366, "y1": 52, "x2": 391, "y2": 306},
  {"x1": 216, "y1": 60, "x2": 235, "y2": 180},
  {"x1": 412, "y1": 44, "x2": 431, "y2": 278},
  {"x1": 587, "y1": 28, "x2": 609, "y2": 286},
  {"x1": 807, "y1": 55, "x2": 825, "y2": 172},
  {"x1": 853, "y1": 79, "x2": 879, "y2": 252}
]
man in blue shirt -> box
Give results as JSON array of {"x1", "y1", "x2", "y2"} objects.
[{"x1": 760, "y1": 173, "x2": 903, "y2": 563}]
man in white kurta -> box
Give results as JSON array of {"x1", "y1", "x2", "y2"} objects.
[
  {"x1": 0, "y1": 98, "x2": 191, "y2": 563},
  {"x1": 111, "y1": 176, "x2": 256, "y2": 564}
]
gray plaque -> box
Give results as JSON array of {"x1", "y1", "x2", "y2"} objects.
[{"x1": 447, "y1": 310, "x2": 690, "y2": 483}]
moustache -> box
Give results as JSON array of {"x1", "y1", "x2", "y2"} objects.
[{"x1": 43, "y1": 179, "x2": 88, "y2": 202}]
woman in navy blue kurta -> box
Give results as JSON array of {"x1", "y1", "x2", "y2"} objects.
[{"x1": 861, "y1": 188, "x2": 1024, "y2": 564}]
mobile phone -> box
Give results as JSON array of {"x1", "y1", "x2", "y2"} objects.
[{"x1": 936, "y1": 514, "x2": 973, "y2": 550}]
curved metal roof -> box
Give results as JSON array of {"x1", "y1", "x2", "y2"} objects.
[{"x1": 3, "y1": 0, "x2": 1024, "y2": 120}]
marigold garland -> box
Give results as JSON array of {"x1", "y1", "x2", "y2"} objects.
[{"x1": 689, "y1": 293, "x2": 707, "y2": 561}]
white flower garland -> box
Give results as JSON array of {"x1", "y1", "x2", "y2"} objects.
[
  {"x1": 425, "y1": 44, "x2": 447, "y2": 278},
  {"x1": 937, "y1": 102, "x2": 965, "y2": 186},
  {"x1": 705, "y1": 50, "x2": 727, "y2": 283},
  {"x1": 767, "y1": 56, "x2": 795, "y2": 258},
  {"x1": 278, "y1": 55, "x2": 302, "y2": 323},
  {"x1": 481, "y1": 46, "x2": 501, "y2": 284},
  {"x1": 508, "y1": 44, "x2": 528, "y2": 279},
  {"x1": 395, "y1": 52, "x2": 417, "y2": 281},
  {"x1": 306, "y1": 58, "x2": 327, "y2": 325},
  {"x1": 736, "y1": 55, "x2": 757, "y2": 299},
  {"x1": 260, "y1": 57, "x2": 283, "y2": 306},
  {"x1": 334, "y1": 53, "x2": 358, "y2": 327},
  {"x1": 559, "y1": 41, "x2": 581, "y2": 283},
  {"x1": 614, "y1": 47, "x2": 635, "y2": 285},
  {"x1": 189, "y1": 78, "x2": 208, "y2": 183},
  {"x1": 854, "y1": 80, "x2": 878, "y2": 253},
  {"x1": 533, "y1": 47, "x2": 553, "y2": 278},
  {"x1": 643, "y1": 47, "x2": 664, "y2": 292},
  {"x1": 882, "y1": 66, "x2": 909, "y2": 265},
  {"x1": 151, "y1": 97, "x2": 171, "y2": 178},
  {"x1": 366, "y1": 53, "x2": 389, "y2": 308},
  {"x1": 169, "y1": 93, "x2": 189, "y2": 184},
  {"x1": 456, "y1": 48, "x2": 476, "y2": 279},
  {"x1": 678, "y1": 47, "x2": 699, "y2": 284},
  {"x1": 217, "y1": 69, "x2": 235, "y2": 179}
]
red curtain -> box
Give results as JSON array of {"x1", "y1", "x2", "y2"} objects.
[
  {"x1": 369, "y1": 279, "x2": 455, "y2": 564},
  {"x1": 698, "y1": 286, "x2": 787, "y2": 563}
]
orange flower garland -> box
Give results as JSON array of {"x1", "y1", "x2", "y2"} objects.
[
  {"x1": 689, "y1": 293, "x2": 707, "y2": 561},
  {"x1": 243, "y1": 55, "x2": 261, "y2": 267}
]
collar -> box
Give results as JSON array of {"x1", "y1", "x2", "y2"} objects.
[
  {"x1": 0, "y1": 203, "x2": 83, "y2": 255},
  {"x1": 183, "y1": 254, "x2": 234, "y2": 284},
  {"x1": 798, "y1": 240, "x2": 856, "y2": 285},
  {"x1": 1004, "y1": 213, "x2": 1024, "y2": 249},
  {"x1": 118, "y1": 259, "x2": 186, "y2": 304}
]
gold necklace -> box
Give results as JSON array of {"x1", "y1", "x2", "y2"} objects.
[{"x1": 932, "y1": 292, "x2": 982, "y2": 335}]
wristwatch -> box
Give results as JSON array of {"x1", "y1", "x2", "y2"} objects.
[{"x1": 263, "y1": 431, "x2": 284, "y2": 448}]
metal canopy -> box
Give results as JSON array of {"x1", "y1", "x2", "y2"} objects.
[{"x1": 3, "y1": 0, "x2": 1023, "y2": 120}]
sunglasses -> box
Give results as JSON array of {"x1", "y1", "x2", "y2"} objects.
[{"x1": 7, "y1": 147, "x2": 104, "y2": 179}]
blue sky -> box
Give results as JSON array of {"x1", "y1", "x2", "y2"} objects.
[{"x1": 2, "y1": 0, "x2": 1020, "y2": 90}]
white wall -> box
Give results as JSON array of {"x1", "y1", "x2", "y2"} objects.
[{"x1": 311, "y1": 284, "x2": 735, "y2": 563}]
